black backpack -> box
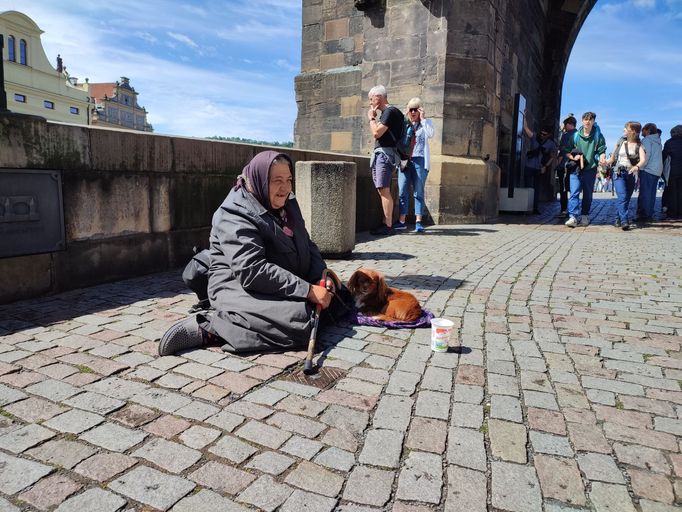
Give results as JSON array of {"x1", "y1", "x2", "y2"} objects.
[{"x1": 385, "y1": 107, "x2": 416, "y2": 160}]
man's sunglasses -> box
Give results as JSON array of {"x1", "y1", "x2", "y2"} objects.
[{"x1": 409, "y1": 108, "x2": 420, "y2": 113}]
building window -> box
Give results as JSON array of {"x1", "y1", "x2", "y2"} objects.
[
  {"x1": 69, "y1": 106, "x2": 79, "y2": 115},
  {"x1": 19, "y1": 39, "x2": 27, "y2": 65},
  {"x1": 14, "y1": 93, "x2": 26, "y2": 103},
  {"x1": 44, "y1": 100, "x2": 54, "y2": 109},
  {"x1": 7, "y1": 35, "x2": 15, "y2": 61}
]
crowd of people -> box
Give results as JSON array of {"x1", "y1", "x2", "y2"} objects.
[{"x1": 526, "y1": 111, "x2": 682, "y2": 229}]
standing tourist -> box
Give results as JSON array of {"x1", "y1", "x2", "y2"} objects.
[
  {"x1": 556, "y1": 115, "x2": 578, "y2": 217},
  {"x1": 603, "y1": 122, "x2": 646, "y2": 230},
  {"x1": 565, "y1": 112, "x2": 607, "y2": 227},
  {"x1": 662, "y1": 124, "x2": 682, "y2": 219},
  {"x1": 394, "y1": 97, "x2": 435, "y2": 233},
  {"x1": 523, "y1": 114, "x2": 557, "y2": 214},
  {"x1": 367, "y1": 85, "x2": 404, "y2": 236},
  {"x1": 637, "y1": 123, "x2": 663, "y2": 223}
]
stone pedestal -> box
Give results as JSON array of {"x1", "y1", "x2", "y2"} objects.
[{"x1": 295, "y1": 161, "x2": 356, "y2": 258}]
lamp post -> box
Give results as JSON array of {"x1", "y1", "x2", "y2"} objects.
[{"x1": 0, "y1": 36, "x2": 9, "y2": 113}]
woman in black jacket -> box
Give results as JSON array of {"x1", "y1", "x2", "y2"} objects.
[{"x1": 663, "y1": 125, "x2": 682, "y2": 219}]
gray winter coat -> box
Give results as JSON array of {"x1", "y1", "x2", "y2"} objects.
[{"x1": 200, "y1": 186, "x2": 326, "y2": 353}]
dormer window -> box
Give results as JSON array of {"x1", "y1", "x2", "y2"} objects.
[
  {"x1": 7, "y1": 35, "x2": 15, "y2": 61},
  {"x1": 19, "y1": 39, "x2": 27, "y2": 65}
]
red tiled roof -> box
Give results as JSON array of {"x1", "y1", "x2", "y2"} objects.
[{"x1": 88, "y1": 83, "x2": 117, "y2": 101}]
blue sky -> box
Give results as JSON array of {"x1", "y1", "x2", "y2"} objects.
[{"x1": 2, "y1": 0, "x2": 681, "y2": 148}]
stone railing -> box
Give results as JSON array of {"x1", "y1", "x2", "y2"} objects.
[{"x1": 0, "y1": 114, "x2": 376, "y2": 303}]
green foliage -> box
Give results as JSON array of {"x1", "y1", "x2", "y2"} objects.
[{"x1": 208, "y1": 136, "x2": 293, "y2": 148}]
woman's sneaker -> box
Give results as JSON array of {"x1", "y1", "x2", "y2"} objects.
[
  {"x1": 415, "y1": 222, "x2": 425, "y2": 233},
  {"x1": 579, "y1": 215, "x2": 590, "y2": 226},
  {"x1": 565, "y1": 216, "x2": 578, "y2": 228},
  {"x1": 158, "y1": 316, "x2": 205, "y2": 356},
  {"x1": 392, "y1": 221, "x2": 407, "y2": 230}
]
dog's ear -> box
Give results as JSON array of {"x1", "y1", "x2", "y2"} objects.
[
  {"x1": 374, "y1": 272, "x2": 388, "y2": 303},
  {"x1": 347, "y1": 270, "x2": 359, "y2": 293}
]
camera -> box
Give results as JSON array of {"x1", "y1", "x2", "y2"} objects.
[{"x1": 616, "y1": 165, "x2": 627, "y2": 177}]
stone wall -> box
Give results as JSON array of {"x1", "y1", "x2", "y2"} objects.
[
  {"x1": 295, "y1": 0, "x2": 597, "y2": 221},
  {"x1": 0, "y1": 115, "x2": 373, "y2": 304}
]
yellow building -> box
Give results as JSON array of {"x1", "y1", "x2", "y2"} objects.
[{"x1": 0, "y1": 10, "x2": 89, "y2": 124}]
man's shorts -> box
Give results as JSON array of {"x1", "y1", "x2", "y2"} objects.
[{"x1": 371, "y1": 152, "x2": 394, "y2": 189}]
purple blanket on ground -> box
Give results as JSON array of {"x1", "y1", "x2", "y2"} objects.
[{"x1": 350, "y1": 308, "x2": 434, "y2": 328}]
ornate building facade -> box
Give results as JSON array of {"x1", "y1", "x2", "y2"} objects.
[
  {"x1": 87, "y1": 77, "x2": 153, "y2": 132},
  {"x1": 0, "y1": 10, "x2": 89, "y2": 124}
]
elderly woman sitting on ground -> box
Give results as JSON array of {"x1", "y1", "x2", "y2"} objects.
[{"x1": 159, "y1": 150, "x2": 346, "y2": 356}]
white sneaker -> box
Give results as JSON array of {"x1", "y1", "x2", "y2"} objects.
[
  {"x1": 565, "y1": 217, "x2": 578, "y2": 228},
  {"x1": 580, "y1": 215, "x2": 590, "y2": 226}
]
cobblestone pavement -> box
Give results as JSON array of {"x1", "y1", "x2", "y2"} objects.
[{"x1": 0, "y1": 195, "x2": 681, "y2": 511}]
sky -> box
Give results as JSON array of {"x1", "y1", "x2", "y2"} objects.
[{"x1": 2, "y1": 0, "x2": 681, "y2": 147}]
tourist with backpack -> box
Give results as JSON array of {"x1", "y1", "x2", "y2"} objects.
[
  {"x1": 394, "y1": 97, "x2": 435, "y2": 233},
  {"x1": 602, "y1": 122, "x2": 646, "y2": 230},
  {"x1": 636, "y1": 123, "x2": 664, "y2": 223},
  {"x1": 367, "y1": 85, "x2": 404, "y2": 236},
  {"x1": 564, "y1": 112, "x2": 607, "y2": 227}
]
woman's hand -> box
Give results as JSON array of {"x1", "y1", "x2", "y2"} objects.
[
  {"x1": 308, "y1": 284, "x2": 333, "y2": 309},
  {"x1": 418, "y1": 107, "x2": 425, "y2": 121}
]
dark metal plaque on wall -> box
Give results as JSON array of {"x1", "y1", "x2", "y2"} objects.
[{"x1": 0, "y1": 170, "x2": 65, "y2": 258}]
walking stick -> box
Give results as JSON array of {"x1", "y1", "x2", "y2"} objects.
[{"x1": 304, "y1": 269, "x2": 332, "y2": 375}]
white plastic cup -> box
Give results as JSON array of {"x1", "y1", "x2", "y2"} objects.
[{"x1": 431, "y1": 318, "x2": 454, "y2": 352}]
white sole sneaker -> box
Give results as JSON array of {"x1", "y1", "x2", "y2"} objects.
[{"x1": 565, "y1": 217, "x2": 578, "y2": 228}]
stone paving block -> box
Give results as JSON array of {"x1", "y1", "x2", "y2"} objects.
[
  {"x1": 238, "y1": 475, "x2": 293, "y2": 512},
  {"x1": 453, "y1": 383, "x2": 484, "y2": 404},
  {"x1": 225, "y1": 400, "x2": 274, "y2": 420},
  {"x1": 359, "y1": 429, "x2": 404, "y2": 468},
  {"x1": 174, "y1": 400, "x2": 220, "y2": 421},
  {"x1": 37, "y1": 363, "x2": 79, "y2": 380},
  {"x1": 243, "y1": 386, "x2": 288, "y2": 406},
  {"x1": 343, "y1": 465, "x2": 394, "y2": 507},
  {"x1": 491, "y1": 460, "x2": 542, "y2": 512},
  {"x1": 364, "y1": 354, "x2": 395, "y2": 369},
  {"x1": 421, "y1": 366, "x2": 453, "y2": 393},
  {"x1": 144, "y1": 414, "x2": 192, "y2": 438},
  {"x1": 132, "y1": 437, "x2": 202, "y2": 473},
  {"x1": 54, "y1": 488, "x2": 127, "y2": 512},
  {"x1": 581, "y1": 376, "x2": 644, "y2": 396},
  {"x1": 109, "y1": 465, "x2": 195, "y2": 511},
  {"x1": 406, "y1": 417, "x2": 447, "y2": 454},
  {"x1": 205, "y1": 409, "x2": 246, "y2": 432},
  {"x1": 246, "y1": 451, "x2": 295, "y2": 475},
  {"x1": 451, "y1": 402, "x2": 483, "y2": 428},
  {"x1": 313, "y1": 446, "x2": 355, "y2": 472},
  {"x1": 0, "y1": 423, "x2": 55, "y2": 453},
  {"x1": 447, "y1": 426, "x2": 486, "y2": 471},
  {"x1": 43, "y1": 409, "x2": 104, "y2": 434},
  {"x1": 73, "y1": 452, "x2": 137, "y2": 481},
  {"x1": 179, "y1": 425, "x2": 221, "y2": 449},
  {"x1": 654, "y1": 416, "x2": 682, "y2": 436},
  {"x1": 0, "y1": 370, "x2": 45, "y2": 388},
  {"x1": 490, "y1": 393, "x2": 523, "y2": 423},
  {"x1": 523, "y1": 390, "x2": 560, "y2": 410},
  {"x1": 26, "y1": 438, "x2": 96, "y2": 469},
  {"x1": 189, "y1": 460, "x2": 256, "y2": 495},
  {"x1": 109, "y1": 403, "x2": 158, "y2": 427},
  {"x1": 415, "y1": 390, "x2": 450, "y2": 420},
  {"x1": 63, "y1": 391, "x2": 125, "y2": 415},
  {"x1": 320, "y1": 404, "x2": 369, "y2": 433},
  {"x1": 18, "y1": 473, "x2": 82, "y2": 511},
  {"x1": 131, "y1": 387, "x2": 192, "y2": 413},
  {"x1": 589, "y1": 482, "x2": 636, "y2": 512},
  {"x1": 173, "y1": 361, "x2": 224, "y2": 380},
  {"x1": 285, "y1": 460, "x2": 344, "y2": 497},
  {"x1": 566, "y1": 421, "x2": 611, "y2": 453},
  {"x1": 489, "y1": 419, "x2": 527, "y2": 463},
  {"x1": 172, "y1": 489, "x2": 249, "y2": 512},
  {"x1": 529, "y1": 430, "x2": 574, "y2": 457},
  {"x1": 275, "y1": 395, "x2": 328, "y2": 417},
  {"x1": 534, "y1": 455, "x2": 586, "y2": 506},
  {"x1": 235, "y1": 420, "x2": 292, "y2": 449},
  {"x1": 445, "y1": 465, "x2": 486, "y2": 512},
  {"x1": 372, "y1": 395, "x2": 413, "y2": 431},
  {"x1": 279, "y1": 489, "x2": 337, "y2": 512},
  {"x1": 613, "y1": 442, "x2": 670, "y2": 474},
  {"x1": 336, "y1": 377, "x2": 384, "y2": 397},
  {"x1": 395, "y1": 451, "x2": 442, "y2": 504},
  {"x1": 348, "y1": 366, "x2": 390, "y2": 384},
  {"x1": 155, "y1": 372, "x2": 193, "y2": 389},
  {"x1": 487, "y1": 359, "x2": 516, "y2": 376},
  {"x1": 269, "y1": 379, "x2": 320, "y2": 397},
  {"x1": 24, "y1": 379, "x2": 80, "y2": 402},
  {"x1": 577, "y1": 452, "x2": 625, "y2": 483},
  {"x1": 182, "y1": 349, "x2": 226, "y2": 365},
  {"x1": 527, "y1": 407, "x2": 566, "y2": 435},
  {"x1": 603, "y1": 422, "x2": 678, "y2": 451},
  {"x1": 266, "y1": 411, "x2": 326, "y2": 438},
  {"x1": 629, "y1": 468, "x2": 675, "y2": 503},
  {"x1": 80, "y1": 421, "x2": 147, "y2": 452},
  {"x1": 321, "y1": 427, "x2": 358, "y2": 452},
  {"x1": 638, "y1": 500, "x2": 680, "y2": 512},
  {"x1": 281, "y1": 435, "x2": 324, "y2": 460},
  {"x1": 0, "y1": 452, "x2": 53, "y2": 494},
  {"x1": 0, "y1": 496, "x2": 19, "y2": 512},
  {"x1": 86, "y1": 376, "x2": 149, "y2": 400},
  {"x1": 488, "y1": 373, "x2": 520, "y2": 397},
  {"x1": 318, "y1": 389, "x2": 378, "y2": 411},
  {"x1": 209, "y1": 434, "x2": 258, "y2": 464}
]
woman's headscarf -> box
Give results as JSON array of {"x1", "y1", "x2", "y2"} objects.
[{"x1": 235, "y1": 150, "x2": 293, "y2": 210}]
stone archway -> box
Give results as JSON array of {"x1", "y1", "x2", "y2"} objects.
[{"x1": 294, "y1": 0, "x2": 597, "y2": 223}]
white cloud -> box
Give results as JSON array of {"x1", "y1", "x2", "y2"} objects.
[
  {"x1": 167, "y1": 32, "x2": 198, "y2": 49},
  {"x1": 632, "y1": 0, "x2": 656, "y2": 7},
  {"x1": 135, "y1": 31, "x2": 158, "y2": 44}
]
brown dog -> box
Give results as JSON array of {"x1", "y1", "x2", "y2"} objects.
[{"x1": 347, "y1": 268, "x2": 422, "y2": 322}]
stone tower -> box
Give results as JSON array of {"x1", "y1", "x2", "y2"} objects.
[{"x1": 294, "y1": 0, "x2": 596, "y2": 223}]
